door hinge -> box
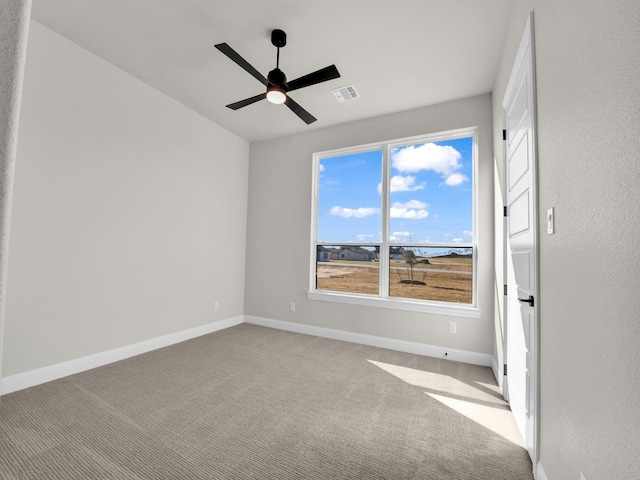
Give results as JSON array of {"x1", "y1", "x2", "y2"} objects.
[
  {"x1": 503, "y1": 364, "x2": 508, "y2": 376},
  {"x1": 502, "y1": 129, "x2": 507, "y2": 141},
  {"x1": 503, "y1": 206, "x2": 508, "y2": 217},
  {"x1": 504, "y1": 284, "x2": 508, "y2": 296}
]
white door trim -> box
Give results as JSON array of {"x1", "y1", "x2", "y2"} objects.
[{"x1": 502, "y1": 11, "x2": 540, "y2": 472}]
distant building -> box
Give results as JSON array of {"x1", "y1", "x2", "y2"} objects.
[
  {"x1": 338, "y1": 247, "x2": 376, "y2": 261},
  {"x1": 316, "y1": 246, "x2": 330, "y2": 262}
]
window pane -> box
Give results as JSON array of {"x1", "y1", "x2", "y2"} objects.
[
  {"x1": 316, "y1": 245, "x2": 379, "y2": 295},
  {"x1": 317, "y1": 150, "x2": 382, "y2": 243},
  {"x1": 388, "y1": 247, "x2": 473, "y2": 304},
  {"x1": 312, "y1": 129, "x2": 476, "y2": 308},
  {"x1": 389, "y1": 137, "x2": 473, "y2": 244}
]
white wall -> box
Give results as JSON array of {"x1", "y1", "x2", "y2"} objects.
[
  {"x1": 2, "y1": 21, "x2": 249, "y2": 377},
  {"x1": 494, "y1": 1, "x2": 640, "y2": 479},
  {"x1": 245, "y1": 94, "x2": 495, "y2": 355}
]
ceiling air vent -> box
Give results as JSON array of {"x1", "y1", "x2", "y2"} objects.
[{"x1": 331, "y1": 85, "x2": 359, "y2": 102}]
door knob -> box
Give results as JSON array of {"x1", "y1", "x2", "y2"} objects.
[{"x1": 518, "y1": 295, "x2": 534, "y2": 307}]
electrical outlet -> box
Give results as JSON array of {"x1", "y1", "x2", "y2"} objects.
[
  {"x1": 290, "y1": 302, "x2": 296, "y2": 312},
  {"x1": 449, "y1": 321, "x2": 457, "y2": 334},
  {"x1": 214, "y1": 300, "x2": 219, "y2": 311}
]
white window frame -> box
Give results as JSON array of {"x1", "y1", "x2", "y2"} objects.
[{"x1": 308, "y1": 127, "x2": 480, "y2": 318}]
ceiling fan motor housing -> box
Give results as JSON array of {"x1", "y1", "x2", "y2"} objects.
[{"x1": 268, "y1": 68, "x2": 287, "y2": 87}]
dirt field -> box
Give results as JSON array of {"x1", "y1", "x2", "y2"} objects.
[{"x1": 316, "y1": 257, "x2": 472, "y2": 304}]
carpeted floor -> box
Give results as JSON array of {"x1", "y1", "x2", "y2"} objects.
[{"x1": 0, "y1": 323, "x2": 533, "y2": 479}]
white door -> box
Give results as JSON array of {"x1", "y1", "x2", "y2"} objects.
[{"x1": 503, "y1": 14, "x2": 538, "y2": 464}]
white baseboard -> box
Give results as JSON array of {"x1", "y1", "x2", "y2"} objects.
[
  {"x1": 535, "y1": 461, "x2": 549, "y2": 480},
  {"x1": 244, "y1": 315, "x2": 494, "y2": 367},
  {"x1": 0, "y1": 316, "x2": 243, "y2": 395},
  {"x1": 2, "y1": 314, "x2": 495, "y2": 395}
]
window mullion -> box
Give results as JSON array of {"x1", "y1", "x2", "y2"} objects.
[{"x1": 380, "y1": 145, "x2": 390, "y2": 297}]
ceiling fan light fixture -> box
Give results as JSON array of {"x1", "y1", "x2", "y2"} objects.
[{"x1": 266, "y1": 85, "x2": 287, "y2": 104}]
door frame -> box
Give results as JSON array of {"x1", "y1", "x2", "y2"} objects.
[{"x1": 502, "y1": 11, "x2": 540, "y2": 472}]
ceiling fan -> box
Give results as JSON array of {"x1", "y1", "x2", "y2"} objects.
[{"x1": 214, "y1": 29, "x2": 340, "y2": 124}]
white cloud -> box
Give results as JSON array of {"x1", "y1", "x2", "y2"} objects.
[
  {"x1": 452, "y1": 238, "x2": 464, "y2": 243},
  {"x1": 390, "y1": 200, "x2": 429, "y2": 220},
  {"x1": 319, "y1": 164, "x2": 325, "y2": 172},
  {"x1": 378, "y1": 175, "x2": 425, "y2": 194},
  {"x1": 401, "y1": 199, "x2": 427, "y2": 209},
  {"x1": 390, "y1": 231, "x2": 412, "y2": 241},
  {"x1": 444, "y1": 172, "x2": 469, "y2": 186},
  {"x1": 392, "y1": 143, "x2": 462, "y2": 175},
  {"x1": 329, "y1": 206, "x2": 380, "y2": 218},
  {"x1": 392, "y1": 143, "x2": 469, "y2": 187},
  {"x1": 463, "y1": 230, "x2": 473, "y2": 237}
]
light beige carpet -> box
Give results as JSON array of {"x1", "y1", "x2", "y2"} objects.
[{"x1": 0, "y1": 323, "x2": 533, "y2": 479}]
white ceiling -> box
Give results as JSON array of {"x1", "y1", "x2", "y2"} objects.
[{"x1": 31, "y1": 0, "x2": 513, "y2": 143}]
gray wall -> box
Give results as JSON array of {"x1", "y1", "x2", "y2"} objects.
[
  {"x1": 3, "y1": 21, "x2": 249, "y2": 376},
  {"x1": 245, "y1": 94, "x2": 495, "y2": 355},
  {"x1": 493, "y1": 1, "x2": 640, "y2": 478},
  {"x1": 0, "y1": 0, "x2": 31, "y2": 383},
  {"x1": 4, "y1": 3, "x2": 639, "y2": 478}
]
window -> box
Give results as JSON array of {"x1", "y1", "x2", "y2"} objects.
[{"x1": 310, "y1": 128, "x2": 477, "y2": 315}]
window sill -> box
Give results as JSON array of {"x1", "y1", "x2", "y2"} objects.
[{"x1": 306, "y1": 291, "x2": 481, "y2": 318}]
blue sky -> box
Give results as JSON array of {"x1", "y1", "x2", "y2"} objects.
[{"x1": 317, "y1": 136, "x2": 473, "y2": 244}]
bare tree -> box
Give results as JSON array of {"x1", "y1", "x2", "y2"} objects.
[{"x1": 396, "y1": 249, "x2": 428, "y2": 285}]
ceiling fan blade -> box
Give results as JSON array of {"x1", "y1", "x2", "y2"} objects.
[
  {"x1": 285, "y1": 96, "x2": 317, "y2": 124},
  {"x1": 215, "y1": 43, "x2": 268, "y2": 87},
  {"x1": 286, "y1": 65, "x2": 340, "y2": 92},
  {"x1": 226, "y1": 93, "x2": 267, "y2": 110}
]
